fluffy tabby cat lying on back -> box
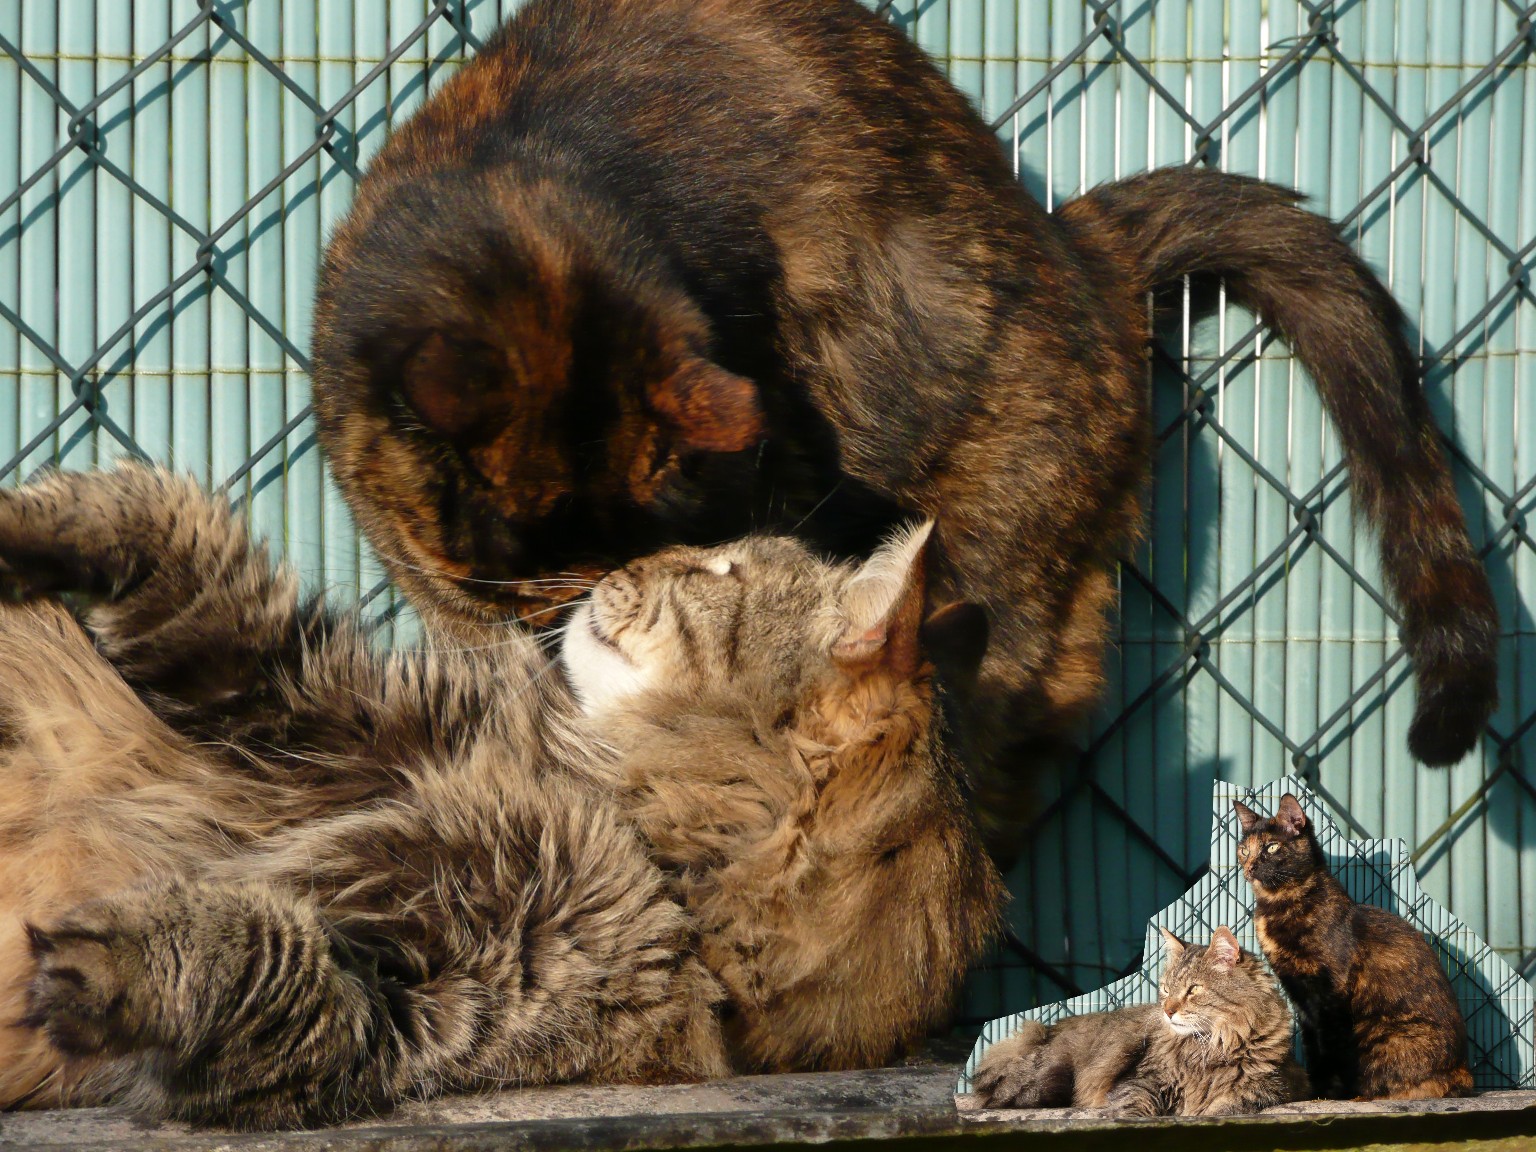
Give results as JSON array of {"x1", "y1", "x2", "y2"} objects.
[
  {"x1": 0, "y1": 464, "x2": 1001, "y2": 1129},
  {"x1": 312, "y1": 0, "x2": 1498, "y2": 857},
  {"x1": 971, "y1": 927, "x2": 1306, "y2": 1116}
]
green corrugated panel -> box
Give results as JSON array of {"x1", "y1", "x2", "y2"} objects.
[
  {"x1": 960, "y1": 777, "x2": 1536, "y2": 1093},
  {"x1": 0, "y1": 0, "x2": 1531, "y2": 1034}
]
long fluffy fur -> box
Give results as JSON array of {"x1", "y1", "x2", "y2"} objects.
[{"x1": 0, "y1": 464, "x2": 1001, "y2": 1128}]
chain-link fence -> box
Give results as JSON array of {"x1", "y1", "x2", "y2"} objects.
[{"x1": 2, "y1": 0, "x2": 1534, "y2": 1028}]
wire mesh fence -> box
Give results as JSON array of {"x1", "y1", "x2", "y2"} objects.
[{"x1": 2, "y1": 0, "x2": 1534, "y2": 1027}]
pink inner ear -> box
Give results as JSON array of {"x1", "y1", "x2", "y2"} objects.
[
  {"x1": 1277, "y1": 794, "x2": 1307, "y2": 835},
  {"x1": 650, "y1": 361, "x2": 764, "y2": 453},
  {"x1": 1210, "y1": 927, "x2": 1241, "y2": 966}
]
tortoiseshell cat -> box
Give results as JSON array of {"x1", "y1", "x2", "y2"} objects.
[
  {"x1": 971, "y1": 926, "x2": 1306, "y2": 1116},
  {"x1": 1234, "y1": 795, "x2": 1473, "y2": 1100},
  {"x1": 0, "y1": 464, "x2": 1001, "y2": 1128},
  {"x1": 311, "y1": 0, "x2": 1498, "y2": 853}
]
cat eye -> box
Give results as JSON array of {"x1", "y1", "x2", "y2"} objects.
[
  {"x1": 1238, "y1": 846, "x2": 1248, "y2": 860},
  {"x1": 1187, "y1": 984, "x2": 1202, "y2": 996},
  {"x1": 1265, "y1": 843, "x2": 1280, "y2": 855}
]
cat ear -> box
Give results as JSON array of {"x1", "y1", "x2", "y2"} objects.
[
  {"x1": 919, "y1": 600, "x2": 989, "y2": 689},
  {"x1": 396, "y1": 330, "x2": 506, "y2": 440},
  {"x1": 834, "y1": 521, "x2": 934, "y2": 677},
  {"x1": 1157, "y1": 926, "x2": 1187, "y2": 958},
  {"x1": 1232, "y1": 800, "x2": 1263, "y2": 835},
  {"x1": 648, "y1": 358, "x2": 765, "y2": 453},
  {"x1": 1276, "y1": 793, "x2": 1308, "y2": 837},
  {"x1": 1208, "y1": 926, "x2": 1242, "y2": 970}
]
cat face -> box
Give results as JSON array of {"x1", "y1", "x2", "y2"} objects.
[
  {"x1": 311, "y1": 170, "x2": 766, "y2": 628},
  {"x1": 559, "y1": 522, "x2": 987, "y2": 724},
  {"x1": 1157, "y1": 927, "x2": 1277, "y2": 1049},
  {"x1": 1232, "y1": 794, "x2": 1319, "y2": 892}
]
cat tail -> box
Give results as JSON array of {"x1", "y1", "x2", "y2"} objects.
[{"x1": 1057, "y1": 166, "x2": 1497, "y2": 766}]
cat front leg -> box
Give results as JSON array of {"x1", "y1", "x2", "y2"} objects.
[
  {"x1": 24, "y1": 878, "x2": 398, "y2": 1129},
  {"x1": 1101, "y1": 1075, "x2": 1170, "y2": 1118}
]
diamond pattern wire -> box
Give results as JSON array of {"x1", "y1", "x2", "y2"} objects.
[
  {"x1": 1, "y1": 0, "x2": 1534, "y2": 1022},
  {"x1": 960, "y1": 778, "x2": 1536, "y2": 1093}
]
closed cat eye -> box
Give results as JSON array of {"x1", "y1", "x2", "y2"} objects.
[{"x1": 1265, "y1": 843, "x2": 1280, "y2": 855}]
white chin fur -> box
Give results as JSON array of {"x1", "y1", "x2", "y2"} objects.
[
  {"x1": 560, "y1": 602, "x2": 653, "y2": 717},
  {"x1": 1165, "y1": 1015, "x2": 1200, "y2": 1037}
]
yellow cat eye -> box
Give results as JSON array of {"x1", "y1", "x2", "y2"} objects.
[
  {"x1": 1187, "y1": 985, "x2": 1202, "y2": 996},
  {"x1": 1238, "y1": 846, "x2": 1248, "y2": 859},
  {"x1": 1266, "y1": 842, "x2": 1280, "y2": 855}
]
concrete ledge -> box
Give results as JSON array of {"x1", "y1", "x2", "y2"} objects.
[{"x1": 1, "y1": 1067, "x2": 1533, "y2": 1151}]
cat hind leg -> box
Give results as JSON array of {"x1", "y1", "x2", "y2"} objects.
[{"x1": 970, "y1": 1021, "x2": 1072, "y2": 1108}]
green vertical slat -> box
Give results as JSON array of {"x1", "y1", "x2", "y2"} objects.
[
  {"x1": 1012, "y1": 0, "x2": 1049, "y2": 200},
  {"x1": 390, "y1": 0, "x2": 429, "y2": 124},
  {"x1": 209, "y1": 0, "x2": 250, "y2": 494},
  {"x1": 171, "y1": 0, "x2": 210, "y2": 485},
  {"x1": 131, "y1": 0, "x2": 172, "y2": 465},
  {"x1": 947, "y1": 0, "x2": 983, "y2": 113},
  {"x1": 55, "y1": 0, "x2": 95, "y2": 471},
  {"x1": 19, "y1": 0, "x2": 58, "y2": 476},
  {"x1": 320, "y1": 0, "x2": 359, "y2": 607},
  {"x1": 0, "y1": 0, "x2": 18, "y2": 475},
  {"x1": 283, "y1": 0, "x2": 323, "y2": 587},
  {"x1": 246, "y1": 0, "x2": 286, "y2": 550},
  {"x1": 93, "y1": 0, "x2": 131, "y2": 469},
  {"x1": 981, "y1": 0, "x2": 1018, "y2": 138}
]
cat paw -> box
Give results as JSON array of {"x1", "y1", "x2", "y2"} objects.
[{"x1": 22, "y1": 902, "x2": 159, "y2": 1058}]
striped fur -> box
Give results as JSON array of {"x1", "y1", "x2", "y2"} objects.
[
  {"x1": 972, "y1": 928, "x2": 1306, "y2": 1116},
  {"x1": 0, "y1": 464, "x2": 1001, "y2": 1128}
]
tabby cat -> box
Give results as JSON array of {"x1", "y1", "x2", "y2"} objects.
[
  {"x1": 0, "y1": 463, "x2": 1001, "y2": 1128},
  {"x1": 971, "y1": 926, "x2": 1306, "y2": 1116},
  {"x1": 310, "y1": 0, "x2": 1498, "y2": 855},
  {"x1": 1234, "y1": 795, "x2": 1473, "y2": 1101}
]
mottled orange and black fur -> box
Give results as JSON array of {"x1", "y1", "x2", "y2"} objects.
[
  {"x1": 0, "y1": 464, "x2": 1001, "y2": 1128},
  {"x1": 971, "y1": 927, "x2": 1306, "y2": 1116},
  {"x1": 311, "y1": 0, "x2": 1498, "y2": 854},
  {"x1": 1234, "y1": 795, "x2": 1473, "y2": 1101}
]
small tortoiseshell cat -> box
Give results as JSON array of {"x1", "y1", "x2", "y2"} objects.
[
  {"x1": 971, "y1": 926, "x2": 1306, "y2": 1116},
  {"x1": 0, "y1": 464, "x2": 1001, "y2": 1128},
  {"x1": 1234, "y1": 795, "x2": 1473, "y2": 1100},
  {"x1": 311, "y1": 0, "x2": 1498, "y2": 854}
]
